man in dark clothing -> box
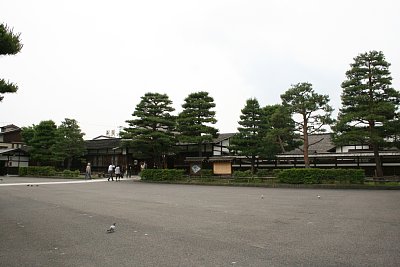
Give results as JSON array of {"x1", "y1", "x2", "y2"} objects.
[{"x1": 127, "y1": 164, "x2": 132, "y2": 178}]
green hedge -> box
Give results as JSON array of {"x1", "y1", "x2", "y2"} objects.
[
  {"x1": 19, "y1": 166, "x2": 57, "y2": 177},
  {"x1": 61, "y1": 169, "x2": 80, "y2": 178},
  {"x1": 256, "y1": 169, "x2": 273, "y2": 177},
  {"x1": 272, "y1": 169, "x2": 283, "y2": 177},
  {"x1": 233, "y1": 170, "x2": 253, "y2": 178},
  {"x1": 19, "y1": 167, "x2": 80, "y2": 178},
  {"x1": 278, "y1": 168, "x2": 365, "y2": 184},
  {"x1": 201, "y1": 169, "x2": 213, "y2": 178},
  {"x1": 140, "y1": 169, "x2": 185, "y2": 181}
]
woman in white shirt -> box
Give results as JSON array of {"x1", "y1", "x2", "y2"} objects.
[{"x1": 115, "y1": 165, "x2": 121, "y2": 181}]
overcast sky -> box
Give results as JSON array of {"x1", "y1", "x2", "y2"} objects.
[{"x1": 1, "y1": 0, "x2": 399, "y2": 139}]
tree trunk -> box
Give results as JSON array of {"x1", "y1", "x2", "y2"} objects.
[
  {"x1": 368, "y1": 120, "x2": 383, "y2": 177},
  {"x1": 162, "y1": 155, "x2": 167, "y2": 169},
  {"x1": 154, "y1": 156, "x2": 161, "y2": 169},
  {"x1": 67, "y1": 158, "x2": 72, "y2": 169},
  {"x1": 278, "y1": 136, "x2": 286, "y2": 153},
  {"x1": 278, "y1": 136, "x2": 291, "y2": 164},
  {"x1": 303, "y1": 118, "x2": 310, "y2": 168},
  {"x1": 198, "y1": 143, "x2": 203, "y2": 157},
  {"x1": 251, "y1": 155, "x2": 255, "y2": 174},
  {"x1": 372, "y1": 143, "x2": 383, "y2": 177}
]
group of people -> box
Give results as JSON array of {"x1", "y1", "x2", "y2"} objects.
[
  {"x1": 107, "y1": 164, "x2": 124, "y2": 181},
  {"x1": 84, "y1": 161, "x2": 147, "y2": 181}
]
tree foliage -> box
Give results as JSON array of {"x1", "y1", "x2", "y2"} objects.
[
  {"x1": 22, "y1": 119, "x2": 85, "y2": 168},
  {"x1": 262, "y1": 104, "x2": 302, "y2": 155},
  {"x1": 122, "y1": 92, "x2": 176, "y2": 168},
  {"x1": 25, "y1": 120, "x2": 58, "y2": 166},
  {"x1": 230, "y1": 98, "x2": 264, "y2": 173},
  {"x1": 333, "y1": 51, "x2": 400, "y2": 177},
  {"x1": 177, "y1": 91, "x2": 218, "y2": 156},
  {"x1": 0, "y1": 23, "x2": 23, "y2": 102},
  {"x1": 21, "y1": 125, "x2": 36, "y2": 146},
  {"x1": 281, "y1": 82, "x2": 333, "y2": 168},
  {"x1": 52, "y1": 118, "x2": 86, "y2": 169}
]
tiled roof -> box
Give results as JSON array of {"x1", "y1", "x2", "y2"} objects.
[
  {"x1": 85, "y1": 133, "x2": 236, "y2": 148},
  {"x1": 0, "y1": 147, "x2": 28, "y2": 155},
  {"x1": 83, "y1": 133, "x2": 337, "y2": 153},
  {"x1": 212, "y1": 133, "x2": 236, "y2": 143},
  {"x1": 0, "y1": 124, "x2": 21, "y2": 134},
  {"x1": 85, "y1": 138, "x2": 121, "y2": 149},
  {"x1": 284, "y1": 133, "x2": 335, "y2": 154}
]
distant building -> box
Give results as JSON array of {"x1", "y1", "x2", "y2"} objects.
[
  {"x1": 3, "y1": 123, "x2": 399, "y2": 177},
  {"x1": 82, "y1": 132, "x2": 400, "y2": 176},
  {"x1": 0, "y1": 125, "x2": 29, "y2": 175},
  {"x1": 233, "y1": 133, "x2": 400, "y2": 176}
]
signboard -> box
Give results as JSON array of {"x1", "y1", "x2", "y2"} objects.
[
  {"x1": 213, "y1": 161, "x2": 232, "y2": 175},
  {"x1": 190, "y1": 163, "x2": 202, "y2": 176}
]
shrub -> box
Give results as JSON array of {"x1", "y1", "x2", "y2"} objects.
[
  {"x1": 140, "y1": 169, "x2": 185, "y2": 181},
  {"x1": 62, "y1": 169, "x2": 80, "y2": 178},
  {"x1": 19, "y1": 166, "x2": 28, "y2": 176},
  {"x1": 19, "y1": 166, "x2": 56, "y2": 177},
  {"x1": 272, "y1": 169, "x2": 283, "y2": 177},
  {"x1": 201, "y1": 169, "x2": 213, "y2": 178},
  {"x1": 256, "y1": 169, "x2": 272, "y2": 177},
  {"x1": 278, "y1": 168, "x2": 365, "y2": 184},
  {"x1": 233, "y1": 170, "x2": 253, "y2": 178}
]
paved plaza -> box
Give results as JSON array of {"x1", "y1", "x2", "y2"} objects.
[{"x1": 1, "y1": 176, "x2": 399, "y2": 266}]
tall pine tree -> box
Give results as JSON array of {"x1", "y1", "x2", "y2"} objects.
[
  {"x1": 281, "y1": 82, "x2": 333, "y2": 168},
  {"x1": 27, "y1": 120, "x2": 58, "y2": 166},
  {"x1": 122, "y1": 92, "x2": 176, "y2": 168},
  {"x1": 230, "y1": 98, "x2": 264, "y2": 174},
  {"x1": 333, "y1": 51, "x2": 400, "y2": 177},
  {"x1": 177, "y1": 91, "x2": 218, "y2": 157}
]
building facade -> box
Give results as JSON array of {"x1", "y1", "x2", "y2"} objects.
[
  {"x1": 0, "y1": 125, "x2": 29, "y2": 175},
  {"x1": 83, "y1": 133, "x2": 400, "y2": 177}
]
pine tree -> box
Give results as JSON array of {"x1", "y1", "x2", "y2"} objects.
[
  {"x1": 176, "y1": 91, "x2": 218, "y2": 157},
  {"x1": 230, "y1": 98, "x2": 264, "y2": 174},
  {"x1": 333, "y1": 51, "x2": 400, "y2": 177},
  {"x1": 281, "y1": 82, "x2": 333, "y2": 168},
  {"x1": 122, "y1": 92, "x2": 176, "y2": 168},
  {"x1": 0, "y1": 23, "x2": 23, "y2": 101},
  {"x1": 28, "y1": 120, "x2": 58, "y2": 166},
  {"x1": 52, "y1": 119, "x2": 86, "y2": 169},
  {"x1": 262, "y1": 104, "x2": 302, "y2": 155}
]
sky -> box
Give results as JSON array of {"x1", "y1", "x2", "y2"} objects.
[{"x1": 1, "y1": 0, "x2": 399, "y2": 139}]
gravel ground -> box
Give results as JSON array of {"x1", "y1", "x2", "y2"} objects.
[{"x1": 1, "y1": 176, "x2": 399, "y2": 267}]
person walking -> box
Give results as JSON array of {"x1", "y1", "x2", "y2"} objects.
[
  {"x1": 115, "y1": 165, "x2": 121, "y2": 181},
  {"x1": 85, "y1": 163, "x2": 92, "y2": 180},
  {"x1": 107, "y1": 164, "x2": 114, "y2": 181},
  {"x1": 140, "y1": 161, "x2": 147, "y2": 172},
  {"x1": 127, "y1": 164, "x2": 132, "y2": 178}
]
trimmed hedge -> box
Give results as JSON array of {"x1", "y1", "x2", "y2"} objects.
[
  {"x1": 61, "y1": 169, "x2": 80, "y2": 178},
  {"x1": 140, "y1": 169, "x2": 185, "y2": 181},
  {"x1": 19, "y1": 166, "x2": 57, "y2": 177},
  {"x1": 19, "y1": 166, "x2": 81, "y2": 178},
  {"x1": 256, "y1": 169, "x2": 273, "y2": 177},
  {"x1": 233, "y1": 170, "x2": 253, "y2": 178},
  {"x1": 278, "y1": 168, "x2": 365, "y2": 184},
  {"x1": 201, "y1": 169, "x2": 213, "y2": 177}
]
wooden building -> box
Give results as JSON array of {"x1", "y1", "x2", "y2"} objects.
[
  {"x1": 0, "y1": 125, "x2": 29, "y2": 175},
  {"x1": 232, "y1": 134, "x2": 400, "y2": 176},
  {"x1": 29, "y1": 130, "x2": 397, "y2": 177},
  {"x1": 82, "y1": 133, "x2": 400, "y2": 176},
  {"x1": 83, "y1": 133, "x2": 236, "y2": 175}
]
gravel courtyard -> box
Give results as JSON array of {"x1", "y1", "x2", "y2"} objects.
[{"x1": 1, "y1": 177, "x2": 399, "y2": 266}]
